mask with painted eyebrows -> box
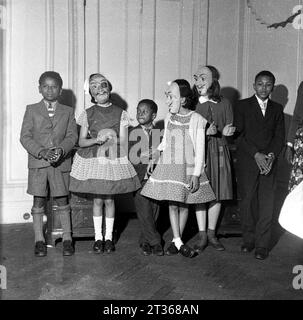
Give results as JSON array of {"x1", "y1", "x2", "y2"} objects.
[
  {"x1": 193, "y1": 66, "x2": 213, "y2": 97},
  {"x1": 89, "y1": 75, "x2": 109, "y2": 91}
]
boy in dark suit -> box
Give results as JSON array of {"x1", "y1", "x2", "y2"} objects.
[
  {"x1": 234, "y1": 70, "x2": 285, "y2": 260},
  {"x1": 20, "y1": 71, "x2": 78, "y2": 257},
  {"x1": 129, "y1": 99, "x2": 163, "y2": 256}
]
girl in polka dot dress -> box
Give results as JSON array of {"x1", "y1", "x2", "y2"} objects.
[
  {"x1": 69, "y1": 73, "x2": 141, "y2": 253},
  {"x1": 141, "y1": 79, "x2": 215, "y2": 258}
]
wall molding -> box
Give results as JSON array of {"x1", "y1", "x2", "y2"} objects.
[{"x1": 45, "y1": 0, "x2": 54, "y2": 71}]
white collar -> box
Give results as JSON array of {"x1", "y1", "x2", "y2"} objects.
[
  {"x1": 97, "y1": 102, "x2": 112, "y2": 108},
  {"x1": 199, "y1": 96, "x2": 217, "y2": 104},
  {"x1": 255, "y1": 95, "x2": 268, "y2": 108}
]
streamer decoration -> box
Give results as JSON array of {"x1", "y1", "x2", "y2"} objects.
[{"x1": 247, "y1": 0, "x2": 302, "y2": 29}]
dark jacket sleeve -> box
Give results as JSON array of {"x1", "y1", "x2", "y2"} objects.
[
  {"x1": 234, "y1": 100, "x2": 258, "y2": 158},
  {"x1": 267, "y1": 103, "x2": 285, "y2": 157}
]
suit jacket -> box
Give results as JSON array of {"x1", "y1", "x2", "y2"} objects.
[
  {"x1": 234, "y1": 95, "x2": 285, "y2": 172},
  {"x1": 128, "y1": 124, "x2": 162, "y2": 183},
  {"x1": 20, "y1": 100, "x2": 78, "y2": 171}
]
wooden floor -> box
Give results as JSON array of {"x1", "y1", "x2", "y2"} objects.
[{"x1": 1, "y1": 217, "x2": 303, "y2": 300}]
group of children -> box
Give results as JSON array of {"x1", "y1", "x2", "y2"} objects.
[{"x1": 20, "y1": 67, "x2": 284, "y2": 261}]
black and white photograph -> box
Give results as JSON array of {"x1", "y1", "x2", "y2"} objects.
[{"x1": 0, "y1": 0, "x2": 303, "y2": 309}]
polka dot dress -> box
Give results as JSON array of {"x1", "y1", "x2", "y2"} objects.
[{"x1": 141, "y1": 112, "x2": 215, "y2": 204}]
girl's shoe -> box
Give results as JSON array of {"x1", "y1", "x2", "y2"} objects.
[
  {"x1": 165, "y1": 242, "x2": 179, "y2": 255},
  {"x1": 193, "y1": 232, "x2": 208, "y2": 253},
  {"x1": 93, "y1": 240, "x2": 104, "y2": 254},
  {"x1": 179, "y1": 244, "x2": 196, "y2": 258},
  {"x1": 104, "y1": 240, "x2": 115, "y2": 253},
  {"x1": 208, "y1": 237, "x2": 225, "y2": 251}
]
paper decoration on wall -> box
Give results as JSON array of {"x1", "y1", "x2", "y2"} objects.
[{"x1": 247, "y1": 0, "x2": 302, "y2": 29}]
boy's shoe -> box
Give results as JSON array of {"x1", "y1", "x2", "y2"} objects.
[
  {"x1": 34, "y1": 241, "x2": 47, "y2": 257},
  {"x1": 152, "y1": 243, "x2": 164, "y2": 256},
  {"x1": 93, "y1": 240, "x2": 104, "y2": 254},
  {"x1": 63, "y1": 240, "x2": 75, "y2": 256},
  {"x1": 140, "y1": 242, "x2": 152, "y2": 256},
  {"x1": 104, "y1": 240, "x2": 115, "y2": 253},
  {"x1": 165, "y1": 242, "x2": 179, "y2": 255}
]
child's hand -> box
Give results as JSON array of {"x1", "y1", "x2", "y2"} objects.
[
  {"x1": 188, "y1": 176, "x2": 199, "y2": 193},
  {"x1": 206, "y1": 122, "x2": 217, "y2": 135},
  {"x1": 147, "y1": 159, "x2": 156, "y2": 176},
  {"x1": 39, "y1": 148, "x2": 51, "y2": 160},
  {"x1": 49, "y1": 148, "x2": 63, "y2": 163},
  {"x1": 222, "y1": 123, "x2": 236, "y2": 136},
  {"x1": 95, "y1": 136, "x2": 109, "y2": 145}
]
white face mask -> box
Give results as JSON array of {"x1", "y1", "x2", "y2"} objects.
[
  {"x1": 193, "y1": 67, "x2": 213, "y2": 97},
  {"x1": 165, "y1": 82, "x2": 181, "y2": 114},
  {"x1": 89, "y1": 76, "x2": 110, "y2": 104}
]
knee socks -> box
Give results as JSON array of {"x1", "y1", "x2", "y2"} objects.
[
  {"x1": 93, "y1": 216, "x2": 103, "y2": 241},
  {"x1": 57, "y1": 205, "x2": 72, "y2": 242},
  {"x1": 31, "y1": 207, "x2": 45, "y2": 243},
  {"x1": 105, "y1": 217, "x2": 114, "y2": 241}
]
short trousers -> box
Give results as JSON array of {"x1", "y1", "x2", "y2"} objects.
[{"x1": 27, "y1": 166, "x2": 70, "y2": 197}]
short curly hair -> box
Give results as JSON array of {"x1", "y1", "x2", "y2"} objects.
[{"x1": 39, "y1": 71, "x2": 63, "y2": 88}]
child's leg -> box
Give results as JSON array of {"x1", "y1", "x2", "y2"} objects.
[
  {"x1": 32, "y1": 196, "x2": 46, "y2": 243},
  {"x1": 194, "y1": 203, "x2": 208, "y2": 252},
  {"x1": 104, "y1": 196, "x2": 115, "y2": 241},
  {"x1": 93, "y1": 198, "x2": 104, "y2": 241},
  {"x1": 55, "y1": 196, "x2": 72, "y2": 242},
  {"x1": 178, "y1": 204, "x2": 189, "y2": 237},
  {"x1": 208, "y1": 201, "x2": 221, "y2": 230},
  {"x1": 169, "y1": 203, "x2": 183, "y2": 250},
  {"x1": 207, "y1": 201, "x2": 225, "y2": 251}
]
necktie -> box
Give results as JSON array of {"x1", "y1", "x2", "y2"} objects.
[
  {"x1": 47, "y1": 102, "x2": 55, "y2": 118},
  {"x1": 261, "y1": 101, "x2": 266, "y2": 116}
]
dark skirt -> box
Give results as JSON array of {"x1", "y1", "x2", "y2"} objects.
[{"x1": 206, "y1": 137, "x2": 233, "y2": 201}]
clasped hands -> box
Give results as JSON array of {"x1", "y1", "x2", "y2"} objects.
[
  {"x1": 254, "y1": 152, "x2": 275, "y2": 175},
  {"x1": 39, "y1": 147, "x2": 63, "y2": 164},
  {"x1": 207, "y1": 123, "x2": 236, "y2": 136},
  {"x1": 95, "y1": 129, "x2": 117, "y2": 145}
]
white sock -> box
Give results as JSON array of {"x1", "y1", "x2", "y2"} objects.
[
  {"x1": 172, "y1": 237, "x2": 183, "y2": 250},
  {"x1": 93, "y1": 216, "x2": 103, "y2": 241},
  {"x1": 105, "y1": 217, "x2": 114, "y2": 241}
]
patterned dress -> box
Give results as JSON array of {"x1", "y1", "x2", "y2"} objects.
[
  {"x1": 141, "y1": 111, "x2": 215, "y2": 204},
  {"x1": 69, "y1": 104, "x2": 141, "y2": 195},
  {"x1": 195, "y1": 97, "x2": 233, "y2": 200},
  {"x1": 289, "y1": 127, "x2": 303, "y2": 192}
]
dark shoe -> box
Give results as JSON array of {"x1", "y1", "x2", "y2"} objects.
[
  {"x1": 179, "y1": 244, "x2": 196, "y2": 258},
  {"x1": 255, "y1": 247, "x2": 269, "y2": 260},
  {"x1": 93, "y1": 240, "x2": 104, "y2": 254},
  {"x1": 104, "y1": 240, "x2": 115, "y2": 253},
  {"x1": 193, "y1": 232, "x2": 208, "y2": 253},
  {"x1": 241, "y1": 244, "x2": 255, "y2": 253},
  {"x1": 63, "y1": 240, "x2": 75, "y2": 256},
  {"x1": 165, "y1": 242, "x2": 179, "y2": 255},
  {"x1": 208, "y1": 237, "x2": 225, "y2": 251},
  {"x1": 140, "y1": 242, "x2": 152, "y2": 256},
  {"x1": 34, "y1": 241, "x2": 47, "y2": 257},
  {"x1": 152, "y1": 243, "x2": 164, "y2": 256}
]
